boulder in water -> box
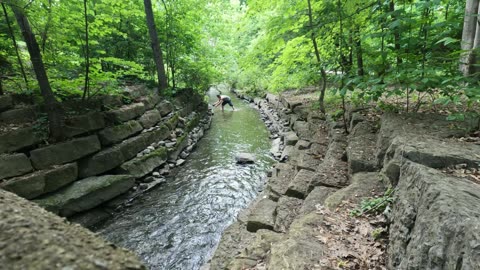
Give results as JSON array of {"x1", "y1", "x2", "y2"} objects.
[{"x1": 235, "y1": 153, "x2": 256, "y2": 164}]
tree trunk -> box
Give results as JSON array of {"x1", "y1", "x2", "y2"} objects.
[
  {"x1": 390, "y1": 0, "x2": 402, "y2": 66},
  {"x1": 2, "y1": 3, "x2": 29, "y2": 90},
  {"x1": 354, "y1": 27, "x2": 364, "y2": 76},
  {"x1": 82, "y1": 0, "x2": 90, "y2": 100},
  {"x1": 12, "y1": 6, "x2": 64, "y2": 141},
  {"x1": 460, "y1": 0, "x2": 480, "y2": 76},
  {"x1": 144, "y1": 0, "x2": 168, "y2": 92},
  {"x1": 307, "y1": 0, "x2": 326, "y2": 113}
]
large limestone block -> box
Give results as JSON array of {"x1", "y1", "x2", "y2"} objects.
[
  {"x1": 226, "y1": 229, "x2": 284, "y2": 270},
  {"x1": 139, "y1": 109, "x2": 162, "y2": 128},
  {"x1": 156, "y1": 100, "x2": 174, "y2": 117},
  {"x1": 385, "y1": 135, "x2": 480, "y2": 170},
  {"x1": 266, "y1": 163, "x2": 297, "y2": 199},
  {"x1": 1, "y1": 163, "x2": 78, "y2": 199},
  {"x1": 119, "y1": 135, "x2": 149, "y2": 160},
  {"x1": 104, "y1": 103, "x2": 146, "y2": 123},
  {"x1": 324, "y1": 172, "x2": 387, "y2": 210},
  {"x1": 0, "y1": 107, "x2": 36, "y2": 124},
  {"x1": 347, "y1": 121, "x2": 377, "y2": 174},
  {"x1": 208, "y1": 222, "x2": 256, "y2": 270},
  {"x1": 283, "y1": 131, "x2": 299, "y2": 146},
  {"x1": 246, "y1": 198, "x2": 277, "y2": 232},
  {"x1": 293, "y1": 120, "x2": 311, "y2": 139},
  {"x1": 286, "y1": 169, "x2": 316, "y2": 199},
  {"x1": 35, "y1": 175, "x2": 135, "y2": 217},
  {"x1": 118, "y1": 147, "x2": 168, "y2": 178},
  {"x1": 78, "y1": 147, "x2": 125, "y2": 178},
  {"x1": 0, "y1": 189, "x2": 145, "y2": 269},
  {"x1": 300, "y1": 186, "x2": 338, "y2": 214},
  {"x1": 389, "y1": 162, "x2": 480, "y2": 269},
  {"x1": 139, "y1": 94, "x2": 161, "y2": 110},
  {"x1": 30, "y1": 135, "x2": 101, "y2": 169},
  {"x1": 268, "y1": 213, "x2": 325, "y2": 269},
  {"x1": 0, "y1": 126, "x2": 43, "y2": 154},
  {"x1": 0, "y1": 95, "x2": 13, "y2": 112},
  {"x1": 274, "y1": 196, "x2": 303, "y2": 233},
  {"x1": 98, "y1": 120, "x2": 143, "y2": 146},
  {"x1": 0, "y1": 153, "x2": 33, "y2": 180},
  {"x1": 141, "y1": 124, "x2": 170, "y2": 146},
  {"x1": 64, "y1": 111, "x2": 105, "y2": 138},
  {"x1": 376, "y1": 113, "x2": 478, "y2": 166}
]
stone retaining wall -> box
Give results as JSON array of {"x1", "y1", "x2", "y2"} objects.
[
  {"x1": 0, "y1": 87, "x2": 210, "y2": 221},
  {"x1": 209, "y1": 90, "x2": 480, "y2": 269}
]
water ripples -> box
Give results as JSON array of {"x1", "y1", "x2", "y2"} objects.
[{"x1": 96, "y1": 94, "x2": 274, "y2": 270}]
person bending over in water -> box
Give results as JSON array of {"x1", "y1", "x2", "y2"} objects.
[{"x1": 213, "y1": 95, "x2": 235, "y2": 112}]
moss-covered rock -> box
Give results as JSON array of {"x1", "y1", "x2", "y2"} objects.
[
  {"x1": 34, "y1": 174, "x2": 134, "y2": 217},
  {"x1": 118, "y1": 147, "x2": 168, "y2": 178}
]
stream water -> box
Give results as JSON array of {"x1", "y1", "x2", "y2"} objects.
[{"x1": 95, "y1": 90, "x2": 274, "y2": 270}]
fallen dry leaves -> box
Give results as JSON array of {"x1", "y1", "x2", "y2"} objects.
[
  {"x1": 443, "y1": 163, "x2": 480, "y2": 185},
  {"x1": 313, "y1": 204, "x2": 388, "y2": 270}
]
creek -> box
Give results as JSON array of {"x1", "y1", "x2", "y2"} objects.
[{"x1": 95, "y1": 90, "x2": 274, "y2": 269}]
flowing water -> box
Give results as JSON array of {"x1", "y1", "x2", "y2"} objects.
[{"x1": 95, "y1": 90, "x2": 274, "y2": 270}]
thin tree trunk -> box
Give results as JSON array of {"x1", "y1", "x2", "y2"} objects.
[
  {"x1": 460, "y1": 0, "x2": 480, "y2": 76},
  {"x1": 40, "y1": 0, "x2": 52, "y2": 53},
  {"x1": 160, "y1": 0, "x2": 171, "y2": 86},
  {"x1": 354, "y1": 26, "x2": 364, "y2": 76},
  {"x1": 390, "y1": 0, "x2": 402, "y2": 66},
  {"x1": 307, "y1": 0, "x2": 326, "y2": 113},
  {"x1": 12, "y1": 6, "x2": 64, "y2": 141},
  {"x1": 82, "y1": 0, "x2": 90, "y2": 100},
  {"x1": 2, "y1": 3, "x2": 29, "y2": 90},
  {"x1": 144, "y1": 0, "x2": 168, "y2": 92}
]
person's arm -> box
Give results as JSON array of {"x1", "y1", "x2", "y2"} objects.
[{"x1": 212, "y1": 100, "x2": 221, "y2": 107}]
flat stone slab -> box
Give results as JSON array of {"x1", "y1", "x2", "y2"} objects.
[
  {"x1": 389, "y1": 161, "x2": 480, "y2": 269},
  {"x1": 266, "y1": 163, "x2": 297, "y2": 199},
  {"x1": 274, "y1": 196, "x2": 303, "y2": 233},
  {"x1": 30, "y1": 135, "x2": 101, "y2": 169},
  {"x1": 0, "y1": 189, "x2": 145, "y2": 269},
  {"x1": 0, "y1": 153, "x2": 33, "y2": 180},
  {"x1": 35, "y1": 174, "x2": 135, "y2": 217},
  {"x1": 286, "y1": 169, "x2": 316, "y2": 199},
  {"x1": 98, "y1": 120, "x2": 143, "y2": 146},
  {"x1": 104, "y1": 103, "x2": 146, "y2": 123},
  {"x1": 117, "y1": 147, "x2": 168, "y2": 179},
  {"x1": 293, "y1": 120, "x2": 311, "y2": 139},
  {"x1": 0, "y1": 126, "x2": 43, "y2": 154},
  {"x1": 324, "y1": 172, "x2": 387, "y2": 210},
  {"x1": 283, "y1": 131, "x2": 299, "y2": 146},
  {"x1": 78, "y1": 146, "x2": 125, "y2": 178},
  {"x1": 385, "y1": 135, "x2": 480, "y2": 170},
  {"x1": 269, "y1": 213, "x2": 325, "y2": 269},
  {"x1": 209, "y1": 222, "x2": 256, "y2": 270},
  {"x1": 295, "y1": 139, "x2": 311, "y2": 150},
  {"x1": 376, "y1": 112, "x2": 478, "y2": 166},
  {"x1": 1, "y1": 163, "x2": 78, "y2": 199},
  {"x1": 347, "y1": 121, "x2": 377, "y2": 174},
  {"x1": 64, "y1": 112, "x2": 105, "y2": 138},
  {"x1": 247, "y1": 198, "x2": 277, "y2": 232},
  {"x1": 0, "y1": 107, "x2": 36, "y2": 124},
  {"x1": 0, "y1": 95, "x2": 13, "y2": 112},
  {"x1": 226, "y1": 229, "x2": 284, "y2": 269},
  {"x1": 156, "y1": 100, "x2": 174, "y2": 117},
  {"x1": 139, "y1": 109, "x2": 161, "y2": 129},
  {"x1": 300, "y1": 186, "x2": 338, "y2": 214},
  {"x1": 235, "y1": 153, "x2": 256, "y2": 164}
]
